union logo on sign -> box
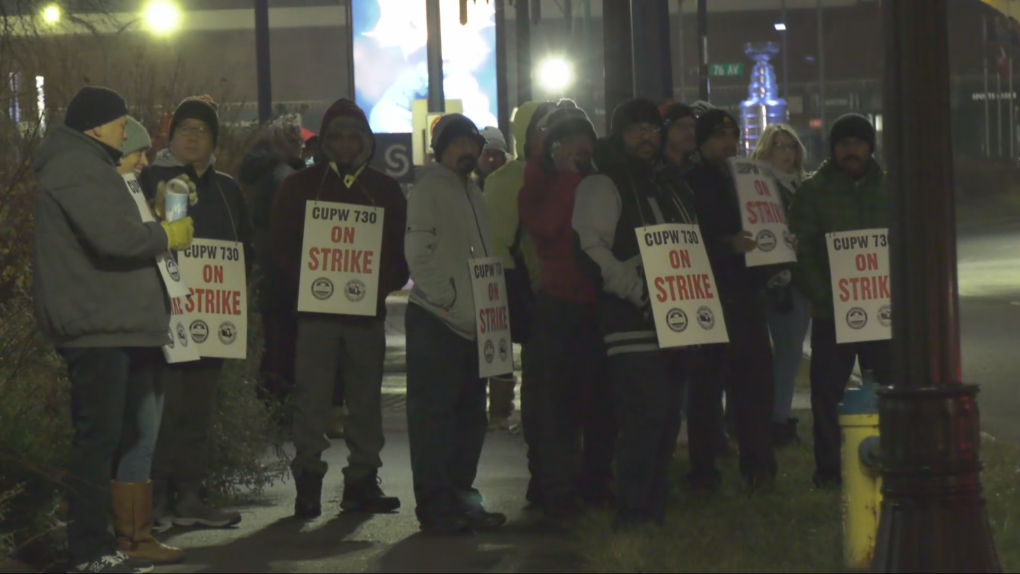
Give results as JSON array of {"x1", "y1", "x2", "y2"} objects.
[
  {"x1": 166, "y1": 328, "x2": 175, "y2": 349},
  {"x1": 345, "y1": 279, "x2": 368, "y2": 303},
  {"x1": 878, "y1": 304, "x2": 892, "y2": 328},
  {"x1": 484, "y1": 340, "x2": 496, "y2": 364},
  {"x1": 166, "y1": 258, "x2": 181, "y2": 282},
  {"x1": 499, "y1": 338, "x2": 509, "y2": 362},
  {"x1": 176, "y1": 323, "x2": 189, "y2": 347},
  {"x1": 190, "y1": 320, "x2": 210, "y2": 343},
  {"x1": 847, "y1": 308, "x2": 869, "y2": 330},
  {"x1": 697, "y1": 307, "x2": 717, "y2": 330},
  {"x1": 756, "y1": 230, "x2": 778, "y2": 252},
  {"x1": 312, "y1": 278, "x2": 334, "y2": 301},
  {"x1": 666, "y1": 308, "x2": 689, "y2": 333},
  {"x1": 218, "y1": 322, "x2": 238, "y2": 346}
]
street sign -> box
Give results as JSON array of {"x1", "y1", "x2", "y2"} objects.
[{"x1": 710, "y1": 63, "x2": 745, "y2": 77}]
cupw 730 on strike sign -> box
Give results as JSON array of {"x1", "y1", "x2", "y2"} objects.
[
  {"x1": 298, "y1": 201, "x2": 384, "y2": 316},
  {"x1": 637, "y1": 224, "x2": 729, "y2": 348},
  {"x1": 470, "y1": 257, "x2": 513, "y2": 379},
  {"x1": 176, "y1": 239, "x2": 248, "y2": 359},
  {"x1": 730, "y1": 158, "x2": 797, "y2": 267},
  {"x1": 827, "y1": 229, "x2": 891, "y2": 344}
]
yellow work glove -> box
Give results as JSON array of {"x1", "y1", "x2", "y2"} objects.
[
  {"x1": 161, "y1": 217, "x2": 195, "y2": 251},
  {"x1": 153, "y1": 175, "x2": 199, "y2": 220}
]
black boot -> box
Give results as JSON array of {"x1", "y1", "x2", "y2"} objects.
[
  {"x1": 773, "y1": 418, "x2": 801, "y2": 448},
  {"x1": 340, "y1": 474, "x2": 401, "y2": 514},
  {"x1": 294, "y1": 472, "x2": 323, "y2": 519}
]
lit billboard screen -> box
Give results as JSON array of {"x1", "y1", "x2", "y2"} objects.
[{"x1": 351, "y1": 0, "x2": 499, "y2": 134}]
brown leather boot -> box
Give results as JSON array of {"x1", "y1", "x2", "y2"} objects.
[{"x1": 112, "y1": 481, "x2": 186, "y2": 565}]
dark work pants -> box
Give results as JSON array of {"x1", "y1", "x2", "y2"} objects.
[
  {"x1": 152, "y1": 358, "x2": 225, "y2": 494},
  {"x1": 688, "y1": 295, "x2": 777, "y2": 479},
  {"x1": 259, "y1": 304, "x2": 298, "y2": 405},
  {"x1": 405, "y1": 304, "x2": 488, "y2": 522},
  {"x1": 60, "y1": 347, "x2": 163, "y2": 565},
  {"x1": 534, "y1": 294, "x2": 617, "y2": 503},
  {"x1": 610, "y1": 348, "x2": 686, "y2": 524},
  {"x1": 810, "y1": 319, "x2": 891, "y2": 477}
]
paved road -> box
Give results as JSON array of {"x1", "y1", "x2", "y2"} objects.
[{"x1": 957, "y1": 216, "x2": 1020, "y2": 442}]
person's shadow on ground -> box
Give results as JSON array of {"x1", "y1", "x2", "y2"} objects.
[{"x1": 163, "y1": 513, "x2": 373, "y2": 573}]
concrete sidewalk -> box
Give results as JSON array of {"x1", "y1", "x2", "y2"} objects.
[{"x1": 153, "y1": 413, "x2": 581, "y2": 574}]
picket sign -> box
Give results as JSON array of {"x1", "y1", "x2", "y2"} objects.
[
  {"x1": 636, "y1": 223, "x2": 729, "y2": 348},
  {"x1": 827, "y1": 228, "x2": 892, "y2": 344},
  {"x1": 177, "y1": 239, "x2": 248, "y2": 359},
  {"x1": 297, "y1": 201, "x2": 385, "y2": 316},
  {"x1": 729, "y1": 158, "x2": 797, "y2": 267},
  {"x1": 123, "y1": 173, "x2": 201, "y2": 363},
  {"x1": 469, "y1": 257, "x2": 513, "y2": 378}
]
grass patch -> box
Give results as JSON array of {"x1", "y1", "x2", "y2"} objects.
[{"x1": 580, "y1": 414, "x2": 1020, "y2": 573}]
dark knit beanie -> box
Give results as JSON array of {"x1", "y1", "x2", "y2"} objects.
[
  {"x1": 695, "y1": 108, "x2": 739, "y2": 147},
  {"x1": 65, "y1": 86, "x2": 128, "y2": 132},
  {"x1": 660, "y1": 102, "x2": 696, "y2": 127},
  {"x1": 542, "y1": 107, "x2": 597, "y2": 151},
  {"x1": 829, "y1": 113, "x2": 876, "y2": 156},
  {"x1": 610, "y1": 99, "x2": 663, "y2": 137},
  {"x1": 431, "y1": 114, "x2": 486, "y2": 159},
  {"x1": 170, "y1": 96, "x2": 220, "y2": 145}
]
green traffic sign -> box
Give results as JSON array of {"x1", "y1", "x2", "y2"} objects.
[{"x1": 710, "y1": 63, "x2": 745, "y2": 78}]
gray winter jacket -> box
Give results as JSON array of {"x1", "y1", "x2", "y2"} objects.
[
  {"x1": 32, "y1": 125, "x2": 171, "y2": 348},
  {"x1": 405, "y1": 162, "x2": 493, "y2": 340}
]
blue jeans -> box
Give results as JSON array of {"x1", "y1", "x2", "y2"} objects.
[
  {"x1": 60, "y1": 347, "x2": 165, "y2": 564},
  {"x1": 766, "y1": 287, "x2": 812, "y2": 423},
  {"x1": 115, "y1": 361, "x2": 166, "y2": 483}
]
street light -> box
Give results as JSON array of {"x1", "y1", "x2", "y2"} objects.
[
  {"x1": 143, "y1": 1, "x2": 182, "y2": 36},
  {"x1": 537, "y1": 57, "x2": 574, "y2": 94},
  {"x1": 774, "y1": 22, "x2": 787, "y2": 31},
  {"x1": 42, "y1": 4, "x2": 61, "y2": 24}
]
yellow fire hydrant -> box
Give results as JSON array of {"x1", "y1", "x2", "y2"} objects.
[{"x1": 839, "y1": 371, "x2": 883, "y2": 571}]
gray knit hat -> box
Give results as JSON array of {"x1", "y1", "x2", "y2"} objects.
[{"x1": 121, "y1": 117, "x2": 152, "y2": 155}]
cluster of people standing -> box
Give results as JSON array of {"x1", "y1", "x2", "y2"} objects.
[{"x1": 32, "y1": 82, "x2": 890, "y2": 574}]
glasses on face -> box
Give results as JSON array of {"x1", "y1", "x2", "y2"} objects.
[
  {"x1": 178, "y1": 125, "x2": 211, "y2": 139},
  {"x1": 624, "y1": 124, "x2": 662, "y2": 139}
]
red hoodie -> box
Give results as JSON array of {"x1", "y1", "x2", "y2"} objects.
[
  {"x1": 518, "y1": 157, "x2": 597, "y2": 304},
  {"x1": 270, "y1": 99, "x2": 409, "y2": 321}
]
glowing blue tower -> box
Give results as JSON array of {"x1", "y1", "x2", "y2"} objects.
[{"x1": 741, "y1": 42, "x2": 788, "y2": 156}]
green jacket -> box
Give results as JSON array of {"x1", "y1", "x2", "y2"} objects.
[
  {"x1": 483, "y1": 101, "x2": 546, "y2": 293},
  {"x1": 789, "y1": 158, "x2": 888, "y2": 320}
]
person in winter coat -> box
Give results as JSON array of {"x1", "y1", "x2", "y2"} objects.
[
  {"x1": 109, "y1": 117, "x2": 186, "y2": 566},
  {"x1": 474, "y1": 126, "x2": 509, "y2": 190},
  {"x1": 660, "y1": 102, "x2": 698, "y2": 175},
  {"x1": 405, "y1": 114, "x2": 507, "y2": 535},
  {"x1": 749, "y1": 124, "x2": 811, "y2": 447},
  {"x1": 518, "y1": 105, "x2": 617, "y2": 521},
  {"x1": 239, "y1": 114, "x2": 306, "y2": 406},
  {"x1": 481, "y1": 101, "x2": 555, "y2": 501},
  {"x1": 270, "y1": 98, "x2": 409, "y2": 518},
  {"x1": 572, "y1": 99, "x2": 697, "y2": 530},
  {"x1": 34, "y1": 86, "x2": 194, "y2": 574},
  {"x1": 685, "y1": 109, "x2": 778, "y2": 492},
  {"x1": 789, "y1": 114, "x2": 891, "y2": 489},
  {"x1": 143, "y1": 95, "x2": 253, "y2": 531},
  {"x1": 118, "y1": 117, "x2": 152, "y2": 178}
]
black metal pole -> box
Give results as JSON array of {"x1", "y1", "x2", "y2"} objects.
[
  {"x1": 817, "y1": 0, "x2": 826, "y2": 139},
  {"x1": 781, "y1": 0, "x2": 788, "y2": 100},
  {"x1": 516, "y1": 0, "x2": 532, "y2": 105},
  {"x1": 678, "y1": 0, "x2": 686, "y2": 101},
  {"x1": 495, "y1": 0, "x2": 510, "y2": 140},
  {"x1": 345, "y1": 0, "x2": 356, "y2": 99},
  {"x1": 425, "y1": 0, "x2": 445, "y2": 113},
  {"x1": 603, "y1": 0, "x2": 634, "y2": 119},
  {"x1": 581, "y1": 0, "x2": 596, "y2": 116},
  {"x1": 632, "y1": 0, "x2": 673, "y2": 102},
  {"x1": 873, "y1": 0, "x2": 1001, "y2": 571},
  {"x1": 254, "y1": 0, "x2": 272, "y2": 124},
  {"x1": 697, "y1": 0, "x2": 709, "y2": 101}
]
